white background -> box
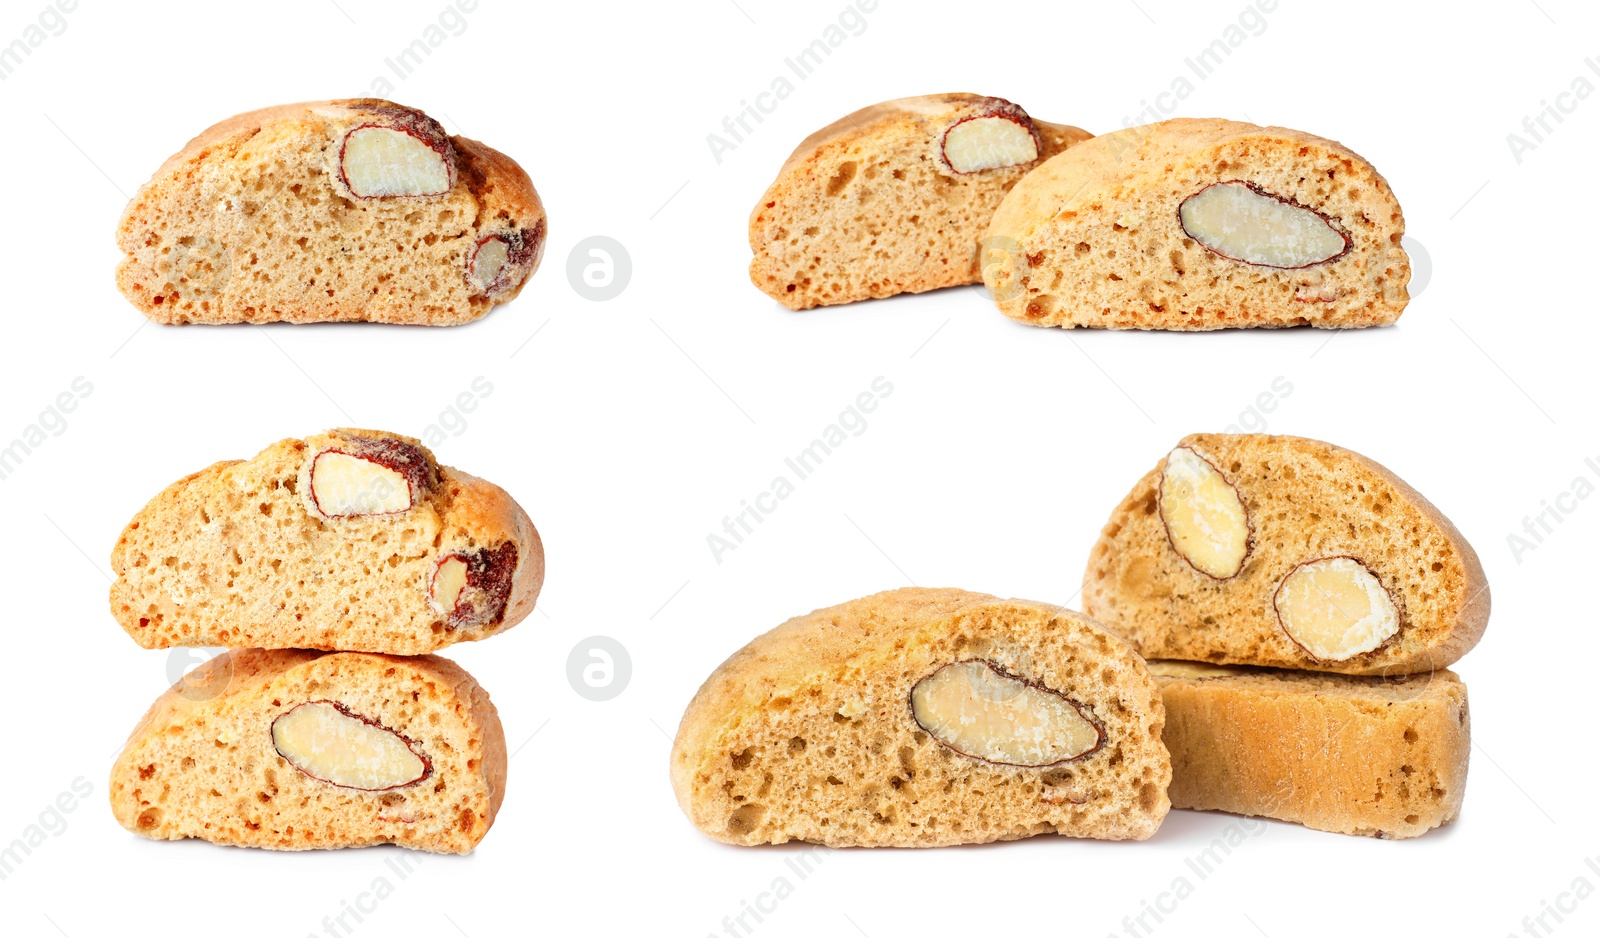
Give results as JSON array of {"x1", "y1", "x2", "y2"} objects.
[{"x1": 0, "y1": 0, "x2": 1594, "y2": 935}]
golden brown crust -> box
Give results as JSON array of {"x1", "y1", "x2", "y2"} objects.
[
  {"x1": 983, "y1": 117, "x2": 1408, "y2": 329},
  {"x1": 1083, "y1": 434, "x2": 1490, "y2": 675},
  {"x1": 110, "y1": 650, "x2": 504, "y2": 853},
  {"x1": 1149, "y1": 661, "x2": 1469, "y2": 838},
  {"x1": 748, "y1": 94, "x2": 1091, "y2": 310},
  {"x1": 670, "y1": 587, "x2": 1169, "y2": 847},
  {"x1": 116, "y1": 99, "x2": 545, "y2": 325},
  {"x1": 109, "y1": 429, "x2": 543, "y2": 654}
]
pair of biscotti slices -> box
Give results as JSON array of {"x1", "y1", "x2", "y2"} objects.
[
  {"x1": 750, "y1": 93, "x2": 1408, "y2": 329},
  {"x1": 116, "y1": 99, "x2": 545, "y2": 324},
  {"x1": 107, "y1": 429, "x2": 543, "y2": 853},
  {"x1": 671, "y1": 434, "x2": 1486, "y2": 845}
]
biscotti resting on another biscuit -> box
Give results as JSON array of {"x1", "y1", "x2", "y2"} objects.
[
  {"x1": 110, "y1": 649, "x2": 505, "y2": 853},
  {"x1": 749, "y1": 94, "x2": 1091, "y2": 309},
  {"x1": 111, "y1": 428, "x2": 543, "y2": 654},
  {"x1": 1083, "y1": 434, "x2": 1488, "y2": 675},
  {"x1": 982, "y1": 118, "x2": 1409, "y2": 329},
  {"x1": 1150, "y1": 661, "x2": 1469, "y2": 838},
  {"x1": 671, "y1": 587, "x2": 1170, "y2": 847},
  {"x1": 117, "y1": 99, "x2": 546, "y2": 324}
]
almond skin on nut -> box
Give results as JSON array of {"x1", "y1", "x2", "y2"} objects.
[
  {"x1": 429, "y1": 543, "x2": 519, "y2": 629},
  {"x1": 941, "y1": 112, "x2": 1040, "y2": 173},
  {"x1": 1159, "y1": 446, "x2": 1251, "y2": 579},
  {"x1": 469, "y1": 237, "x2": 511, "y2": 291},
  {"x1": 271, "y1": 700, "x2": 431, "y2": 791},
  {"x1": 430, "y1": 555, "x2": 470, "y2": 614},
  {"x1": 307, "y1": 435, "x2": 437, "y2": 518},
  {"x1": 338, "y1": 123, "x2": 455, "y2": 198},
  {"x1": 467, "y1": 220, "x2": 544, "y2": 298},
  {"x1": 910, "y1": 659, "x2": 1103, "y2": 767},
  {"x1": 1178, "y1": 181, "x2": 1350, "y2": 269},
  {"x1": 1273, "y1": 556, "x2": 1400, "y2": 660}
]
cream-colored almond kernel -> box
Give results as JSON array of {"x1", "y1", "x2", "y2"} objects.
[
  {"x1": 271, "y1": 702, "x2": 428, "y2": 791},
  {"x1": 910, "y1": 660, "x2": 1101, "y2": 767},
  {"x1": 1274, "y1": 557, "x2": 1400, "y2": 660},
  {"x1": 1160, "y1": 446, "x2": 1250, "y2": 578},
  {"x1": 943, "y1": 117, "x2": 1038, "y2": 173},
  {"x1": 309, "y1": 451, "x2": 412, "y2": 516},
  {"x1": 469, "y1": 237, "x2": 511, "y2": 292},
  {"x1": 1179, "y1": 181, "x2": 1347, "y2": 268},
  {"x1": 430, "y1": 554, "x2": 469, "y2": 614},
  {"x1": 340, "y1": 127, "x2": 451, "y2": 198}
]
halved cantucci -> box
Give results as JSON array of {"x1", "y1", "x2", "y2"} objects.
[
  {"x1": 1084, "y1": 433, "x2": 1489, "y2": 675},
  {"x1": 671, "y1": 588, "x2": 1169, "y2": 847},
  {"x1": 748, "y1": 93, "x2": 1090, "y2": 310},
  {"x1": 110, "y1": 650, "x2": 506, "y2": 853},
  {"x1": 110, "y1": 428, "x2": 543, "y2": 654},
  {"x1": 982, "y1": 117, "x2": 1409, "y2": 329},
  {"x1": 116, "y1": 98, "x2": 545, "y2": 324}
]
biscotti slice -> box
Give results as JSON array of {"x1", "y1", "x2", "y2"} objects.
[
  {"x1": 111, "y1": 428, "x2": 543, "y2": 654},
  {"x1": 1150, "y1": 661, "x2": 1468, "y2": 838},
  {"x1": 116, "y1": 99, "x2": 545, "y2": 324},
  {"x1": 749, "y1": 94, "x2": 1090, "y2": 309},
  {"x1": 1083, "y1": 434, "x2": 1488, "y2": 675},
  {"x1": 982, "y1": 118, "x2": 1409, "y2": 329},
  {"x1": 110, "y1": 649, "x2": 505, "y2": 853},
  {"x1": 670, "y1": 587, "x2": 1169, "y2": 847}
]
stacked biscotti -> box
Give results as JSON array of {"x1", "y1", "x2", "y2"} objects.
[
  {"x1": 1082, "y1": 433, "x2": 1488, "y2": 838},
  {"x1": 669, "y1": 438, "x2": 1484, "y2": 847},
  {"x1": 106, "y1": 429, "x2": 543, "y2": 853}
]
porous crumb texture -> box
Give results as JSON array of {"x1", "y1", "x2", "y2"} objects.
[
  {"x1": 1148, "y1": 661, "x2": 1469, "y2": 839},
  {"x1": 983, "y1": 118, "x2": 1409, "y2": 329},
  {"x1": 670, "y1": 587, "x2": 1170, "y2": 847},
  {"x1": 116, "y1": 99, "x2": 546, "y2": 325},
  {"x1": 1083, "y1": 434, "x2": 1489, "y2": 675},
  {"x1": 110, "y1": 428, "x2": 544, "y2": 654},
  {"x1": 109, "y1": 650, "x2": 506, "y2": 853},
  {"x1": 749, "y1": 94, "x2": 1090, "y2": 310}
]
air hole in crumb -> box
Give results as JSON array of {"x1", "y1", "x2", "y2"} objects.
[
  {"x1": 726, "y1": 803, "x2": 765, "y2": 835},
  {"x1": 826, "y1": 162, "x2": 857, "y2": 196}
]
